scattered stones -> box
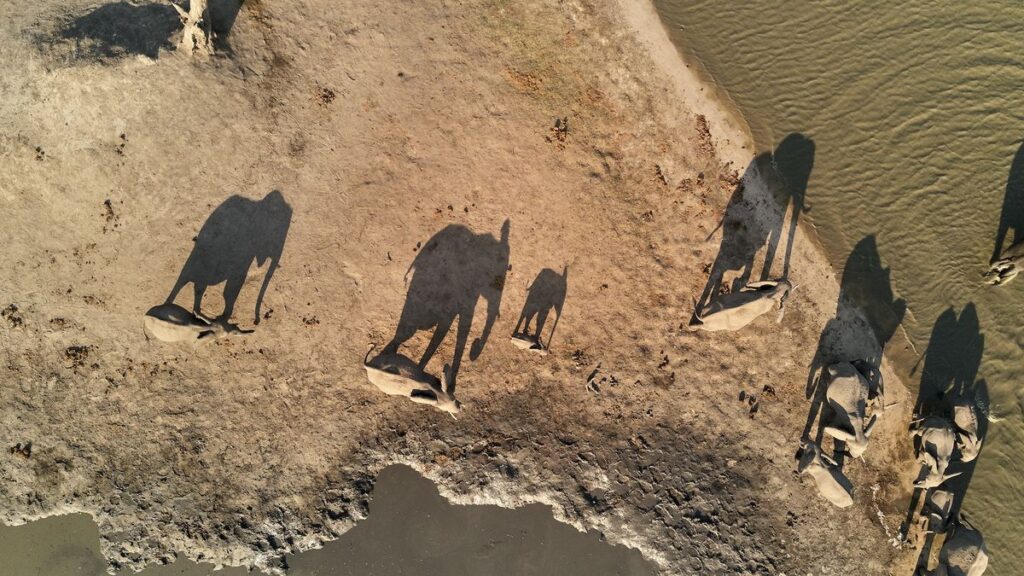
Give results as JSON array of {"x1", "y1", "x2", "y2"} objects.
[
  {"x1": 2, "y1": 304, "x2": 24, "y2": 328},
  {"x1": 63, "y1": 345, "x2": 92, "y2": 368},
  {"x1": 9, "y1": 442, "x2": 32, "y2": 458},
  {"x1": 547, "y1": 116, "x2": 569, "y2": 148},
  {"x1": 314, "y1": 86, "x2": 336, "y2": 106}
]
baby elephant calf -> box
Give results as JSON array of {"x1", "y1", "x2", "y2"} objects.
[{"x1": 798, "y1": 439, "x2": 854, "y2": 508}]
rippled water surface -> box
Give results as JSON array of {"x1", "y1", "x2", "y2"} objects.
[{"x1": 653, "y1": 1, "x2": 1024, "y2": 572}]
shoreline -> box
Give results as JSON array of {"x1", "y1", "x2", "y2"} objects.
[
  {"x1": 0, "y1": 0, "x2": 918, "y2": 574},
  {"x1": 614, "y1": 0, "x2": 921, "y2": 565}
]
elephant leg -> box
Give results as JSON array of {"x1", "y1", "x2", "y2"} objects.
[
  {"x1": 166, "y1": 277, "x2": 188, "y2": 306},
  {"x1": 192, "y1": 283, "x2": 208, "y2": 316},
  {"x1": 419, "y1": 317, "x2": 453, "y2": 370},
  {"x1": 219, "y1": 272, "x2": 245, "y2": 322},
  {"x1": 448, "y1": 312, "x2": 474, "y2": 391},
  {"x1": 514, "y1": 312, "x2": 526, "y2": 335},
  {"x1": 534, "y1": 308, "x2": 550, "y2": 340}
]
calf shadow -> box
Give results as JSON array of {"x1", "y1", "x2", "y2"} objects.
[
  {"x1": 166, "y1": 190, "x2": 291, "y2": 327},
  {"x1": 896, "y1": 305, "x2": 986, "y2": 560},
  {"x1": 990, "y1": 141, "x2": 1024, "y2": 263},
  {"x1": 802, "y1": 236, "x2": 907, "y2": 449},
  {"x1": 512, "y1": 266, "x2": 568, "y2": 350},
  {"x1": 46, "y1": 0, "x2": 246, "y2": 61},
  {"x1": 696, "y1": 133, "x2": 814, "y2": 313},
  {"x1": 375, "y1": 221, "x2": 510, "y2": 394}
]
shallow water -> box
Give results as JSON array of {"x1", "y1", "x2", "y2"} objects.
[
  {"x1": 653, "y1": 0, "x2": 1024, "y2": 572},
  {"x1": 0, "y1": 465, "x2": 655, "y2": 576}
]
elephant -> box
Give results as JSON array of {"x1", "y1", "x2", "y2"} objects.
[
  {"x1": 911, "y1": 416, "x2": 962, "y2": 489},
  {"x1": 363, "y1": 345, "x2": 461, "y2": 416},
  {"x1": 166, "y1": 190, "x2": 291, "y2": 326},
  {"x1": 952, "y1": 397, "x2": 983, "y2": 463},
  {"x1": 144, "y1": 303, "x2": 250, "y2": 342},
  {"x1": 798, "y1": 439, "x2": 854, "y2": 508},
  {"x1": 983, "y1": 239, "x2": 1024, "y2": 286},
  {"x1": 376, "y1": 220, "x2": 510, "y2": 392},
  {"x1": 689, "y1": 279, "x2": 793, "y2": 332},
  {"x1": 822, "y1": 360, "x2": 881, "y2": 459},
  {"x1": 917, "y1": 520, "x2": 989, "y2": 576}
]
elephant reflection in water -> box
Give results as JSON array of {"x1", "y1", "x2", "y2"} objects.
[
  {"x1": 377, "y1": 220, "x2": 510, "y2": 393},
  {"x1": 511, "y1": 266, "x2": 568, "y2": 353},
  {"x1": 166, "y1": 190, "x2": 292, "y2": 328}
]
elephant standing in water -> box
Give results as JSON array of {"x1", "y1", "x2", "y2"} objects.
[
  {"x1": 985, "y1": 141, "x2": 1024, "y2": 286},
  {"x1": 166, "y1": 190, "x2": 292, "y2": 327},
  {"x1": 377, "y1": 220, "x2": 510, "y2": 392},
  {"x1": 511, "y1": 266, "x2": 568, "y2": 352}
]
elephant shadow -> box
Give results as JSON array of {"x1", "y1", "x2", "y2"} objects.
[
  {"x1": 50, "y1": 2, "x2": 182, "y2": 60},
  {"x1": 802, "y1": 235, "x2": 907, "y2": 448},
  {"x1": 512, "y1": 266, "x2": 568, "y2": 350},
  {"x1": 696, "y1": 133, "x2": 814, "y2": 313},
  {"x1": 897, "y1": 305, "x2": 986, "y2": 553},
  {"x1": 990, "y1": 141, "x2": 1024, "y2": 263},
  {"x1": 376, "y1": 220, "x2": 511, "y2": 395},
  {"x1": 47, "y1": 0, "x2": 246, "y2": 61},
  {"x1": 166, "y1": 190, "x2": 291, "y2": 328}
]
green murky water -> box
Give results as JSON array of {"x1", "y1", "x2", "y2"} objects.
[{"x1": 653, "y1": 1, "x2": 1024, "y2": 572}]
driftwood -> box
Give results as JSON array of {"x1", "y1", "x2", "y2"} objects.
[
  {"x1": 982, "y1": 239, "x2": 1024, "y2": 286},
  {"x1": 363, "y1": 346, "x2": 461, "y2": 417},
  {"x1": 144, "y1": 303, "x2": 249, "y2": 342},
  {"x1": 911, "y1": 416, "x2": 961, "y2": 489},
  {"x1": 798, "y1": 440, "x2": 854, "y2": 508},
  {"x1": 690, "y1": 279, "x2": 793, "y2": 332},
  {"x1": 823, "y1": 361, "x2": 880, "y2": 459}
]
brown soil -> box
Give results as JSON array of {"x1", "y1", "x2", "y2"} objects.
[{"x1": 0, "y1": 0, "x2": 919, "y2": 574}]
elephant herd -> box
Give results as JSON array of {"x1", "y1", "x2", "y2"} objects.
[
  {"x1": 143, "y1": 208, "x2": 568, "y2": 417},
  {"x1": 141, "y1": 188, "x2": 997, "y2": 575}
]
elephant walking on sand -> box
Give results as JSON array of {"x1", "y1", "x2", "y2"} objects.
[
  {"x1": 379, "y1": 220, "x2": 510, "y2": 391},
  {"x1": 166, "y1": 190, "x2": 292, "y2": 326}
]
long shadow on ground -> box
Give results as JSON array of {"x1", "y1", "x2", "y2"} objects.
[
  {"x1": 990, "y1": 141, "x2": 1024, "y2": 263},
  {"x1": 802, "y1": 235, "x2": 906, "y2": 455},
  {"x1": 898, "y1": 305, "x2": 987, "y2": 567},
  {"x1": 45, "y1": 0, "x2": 247, "y2": 61},
  {"x1": 696, "y1": 133, "x2": 814, "y2": 313},
  {"x1": 166, "y1": 190, "x2": 292, "y2": 327},
  {"x1": 375, "y1": 220, "x2": 510, "y2": 394}
]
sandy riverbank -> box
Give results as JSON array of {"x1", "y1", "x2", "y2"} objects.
[{"x1": 1, "y1": 0, "x2": 918, "y2": 573}]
